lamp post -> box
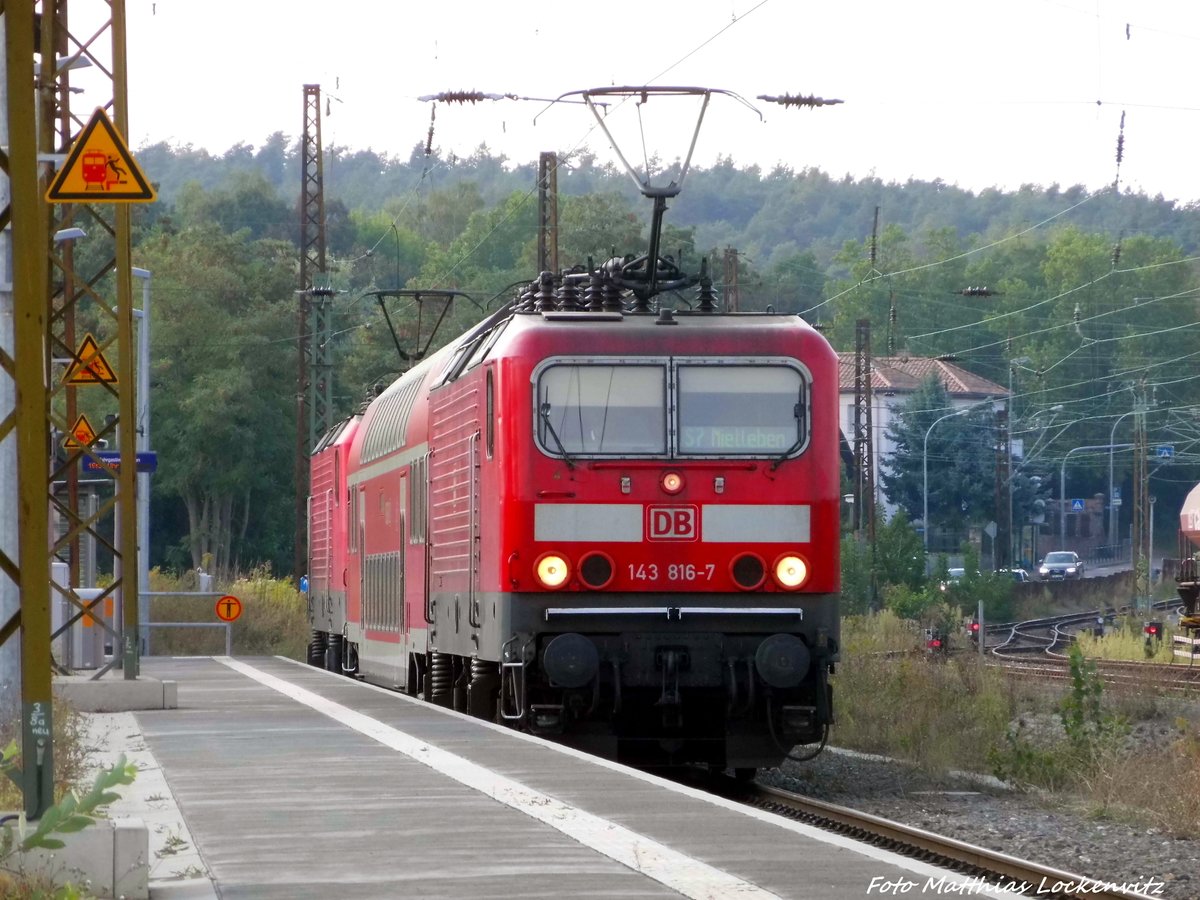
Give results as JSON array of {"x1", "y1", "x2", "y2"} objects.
[
  {"x1": 1107, "y1": 411, "x2": 1135, "y2": 554},
  {"x1": 131, "y1": 268, "x2": 151, "y2": 653},
  {"x1": 923, "y1": 407, "x2": 972, "y2": 557},
  {"x1": 1061, "y1": 443, "x2": 1132, "y2": 549}
]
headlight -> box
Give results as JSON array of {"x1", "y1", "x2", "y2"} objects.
[
  {"x1": 1066, "y1": 567, "x2": 1077, "y2": 573},
  {"x1": 1039, "y1": 566, "x2": 1049, "y2": 575},
  {"x1": 772, "y1": 554, "x2": 809, "y2": 590},
  {"x1": 661, "y1": 471, "x2": 684, "y2": 494},
  {"x1": 535, "y1": 553, "x2": 571, "y2": 588}
]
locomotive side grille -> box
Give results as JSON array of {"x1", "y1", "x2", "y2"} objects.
[
  {"x1": 363, "y1": 551, "x2": 403, "y2": 633},
  {"x1": 309, "y1": 453, "x2": 337, "y2": 594}
]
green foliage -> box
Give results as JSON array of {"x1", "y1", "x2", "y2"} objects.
[
  {"x1": 989, "y1": 643, "x2": 1129, "y2": 790},
  {"x1": 126, "y1": 143, "x2": 1200, "y2": 581},
  {"x1": 831, "y1": 630, "x2": 1014, "y2": 772},
  {"x1": 1, "y1": 743, "x2": 136, "y2": 896},
  {"x1": 146, "y1": 567, "x2": 308, "y2": 659},
  {"x1": 839, "y1": 535, "x2": 873, "y2": 615}
]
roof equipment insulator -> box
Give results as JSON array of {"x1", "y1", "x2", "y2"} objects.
[
  {"x1": 601, "y1": 271, "x2": 624, "y2": 313},
  {"x1": 534, "y1": 271, "x2": 557, "y2": 312},
  {"x1": 556, "y1": 276, "x2": 582, "y2": 311},
  {"x1": 583, "y1": 267, "x2": 605, "y2": 311}
]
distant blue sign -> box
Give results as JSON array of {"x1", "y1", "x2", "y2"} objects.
[
  {"x1": 1071, "y1": 498, "x2": 1085, "y2": 512},
  {"x1": 1156, "y1": 445, "x2": 1174, "y2": 459},
  {"x1": 82, "y1": 450, "x2": 158, "y2": 474}
]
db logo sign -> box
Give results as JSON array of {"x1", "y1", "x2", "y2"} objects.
[{"x1": 647, "y1": 505, "x2": 699, "y2": 541}]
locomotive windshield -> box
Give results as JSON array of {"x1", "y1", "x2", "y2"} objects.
[
  {"x1": 677, "y1": 364, "x2": 803, "y2": 455},
  {"x1": 538, "y1": 364, "x2": 668, "y2": 454},
  {"x1": 535, "y1": 359, "x2": 808, "y2": 459}
]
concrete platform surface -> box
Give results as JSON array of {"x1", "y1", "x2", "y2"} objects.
[{"x1": 70, "y1": 655, "x2": 1028, "y2": 900}]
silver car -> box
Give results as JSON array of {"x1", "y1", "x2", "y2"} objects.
[{"x1": 1038, "y1": 551, "x2": 1084, "y2": 580}]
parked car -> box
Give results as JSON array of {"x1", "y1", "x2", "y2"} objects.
[
  {"x1": 1038, "y1": 551, "x2": 1084, "y2": 580},
  {"x1": 938, "y1": 567, "x2": 967, "y2": 592},
  {"x1": 997, "y1": 567, "x2": 1030, "y2": 583}
]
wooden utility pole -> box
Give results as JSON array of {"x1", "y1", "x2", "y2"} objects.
[
  {"x1": 537, "y1": 151, "x2": 558, "y2": 274},
  {"x1": 722, "y1": 247, "x2": 740, "y2": 312}
]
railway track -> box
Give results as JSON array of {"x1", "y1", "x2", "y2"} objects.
[
  {"x1": 980, "y1": 602, "x2": 1200, "y2": 693},
  {"x1": 727, "y1": 779, "x2": 1163, "y2": 899}
]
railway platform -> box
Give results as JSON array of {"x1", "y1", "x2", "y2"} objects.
[{"x1": 74, "y1": 655, "x2": 1026, "y2": 899}]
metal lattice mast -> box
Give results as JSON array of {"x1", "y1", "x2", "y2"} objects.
[
  {"x1": 537, "y1": 151, "x2": 558, "y2": 274},
  {"x1": 852, "y1": 319, "x2": 875, "y2": 544},
  {"x1": 295, "y1": 84, "x2": 328, "y2": 583},
  {"x1": 2, "y1": 0, "x2": 140, "y2": 819}
]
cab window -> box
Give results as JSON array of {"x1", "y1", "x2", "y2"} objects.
[
  {"x1": 537, "y1": 363, "x2": 667, "y2": 455},
  {"x1": 676, "y1": 364, "x2": 805, "y2": 456}
]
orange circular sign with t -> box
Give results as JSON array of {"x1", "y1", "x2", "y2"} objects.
[{"x1": 215, "y1": 595, "x2": 243, "y2": 622}]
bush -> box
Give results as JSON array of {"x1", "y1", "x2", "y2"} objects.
[{"x1": 147, "y1": 564, "x2": 308, "y2": 659}]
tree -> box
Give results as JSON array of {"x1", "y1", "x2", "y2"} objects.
[
  {"x1": 879, "y1": 377, "x2": 999, "y2": 536},
  {"x1": 136, "y1": 225, "x2": 298, "y2": 577}
]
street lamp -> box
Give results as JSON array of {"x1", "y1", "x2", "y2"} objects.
[
  {"x1": 923, "y1": 406, "x2": 974, "y2": 556},
  {"x1": 1060, "y1": 443, "x2": 1131, "y2": 549},
  {"x1": 1107, "y1": 411, "x2": 1134, "y2": 550}
]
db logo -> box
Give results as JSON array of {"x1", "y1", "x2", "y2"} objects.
[{"x1": 647, "y1": 505, "x2": 699, "y2": 541}]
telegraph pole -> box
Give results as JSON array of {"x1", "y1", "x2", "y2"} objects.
[
  {"x1": 994, "y1": 407, "x2": 1010, "y2": 569},
  {"x1": 853, "y1": 319, "x2": 876, "y2": 544},
  {"x1": 537, "y1": 151, "x2": 559, "y2": 274},
  {"x1": 722, "y1": 247, "x2": 740, "y2": 312}
]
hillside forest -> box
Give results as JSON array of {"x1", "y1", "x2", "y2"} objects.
[{"x1": 58, "y1": 135, "x2": 1200, "y2": 580}]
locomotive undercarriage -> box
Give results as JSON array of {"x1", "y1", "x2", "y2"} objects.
[
  {"x1": 306, "y1": 586, "x2": 838, "y2": 771},
  {"x1": 502, "y1": 628, "x2": 834, "y2": 771}
]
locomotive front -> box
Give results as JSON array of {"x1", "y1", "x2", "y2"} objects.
[{"x1": 487, "y1": 309, "x2": 840, "y2": 771}]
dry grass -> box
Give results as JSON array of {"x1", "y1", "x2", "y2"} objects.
[
  {"x1": 835, "y1": 611, "x2": 1200, "y2": 837},
  {"x1": 1074, "y1": 620, "x2": 1178, "y2": 663},
  {"x1": 146, "y1": 566, "x2": 309, "y2": 660},
  {"x1": 0, "y1": 697, "x2": 91, "y2": 811}
]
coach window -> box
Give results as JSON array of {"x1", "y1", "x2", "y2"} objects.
[
  {"x1": 676, "y1": 364, "x2": 806, "y2": 456},
  {"x1": 536, "y1": 363, "x2": 667, "y2": 456}
]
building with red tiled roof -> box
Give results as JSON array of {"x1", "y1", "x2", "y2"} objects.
[{"x1": 838, "y1": 354, "x2": 1008, "y2": 518}]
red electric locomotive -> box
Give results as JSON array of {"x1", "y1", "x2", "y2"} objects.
[{"x1": 306, "y1": 87, "x2": 841, "y2": 773}]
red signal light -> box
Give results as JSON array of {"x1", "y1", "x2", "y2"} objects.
[
  {"x1": 969, "y1": 622, "x2": 980, "y2": 633},
  {"x1": 1144, "y1": 624, "x2": 1159, "y2": 636}
]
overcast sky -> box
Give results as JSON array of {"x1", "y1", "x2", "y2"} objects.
[{"x1": 106, "y1": 0, "x2": 1200, "y2": 202}]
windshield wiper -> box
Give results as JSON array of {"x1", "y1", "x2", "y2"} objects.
[
  {"x1": 539, "y1": 402, "x2": 575, "y2": 469},
  {"x1": 769, "y1": 402, "x2": 805, "y2": 472}
]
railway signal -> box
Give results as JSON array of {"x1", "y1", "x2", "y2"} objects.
[{"x1": 1143, "y1": 621, "x2": 1162, "y2": 641}]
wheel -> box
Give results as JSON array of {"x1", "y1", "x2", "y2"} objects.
[{"x1": 733, "y1": 767, "x2": 757, "y2": 782}]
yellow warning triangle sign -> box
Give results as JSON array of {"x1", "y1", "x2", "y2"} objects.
[
  {"x1": 63, "y1": 333, "x2": 119, "y2": 385},
  {"x1": 63, "y1": 413, "x2": 99, "y2": 449},
  {"x1": 45, "y1": 108, "x2": 157, "y2": 203}
]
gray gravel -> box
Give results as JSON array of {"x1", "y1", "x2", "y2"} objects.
[{"x1": 759, "y1": 748, "x2": 1199, "y2": 899}]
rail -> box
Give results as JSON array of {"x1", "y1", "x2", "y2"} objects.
[{"x1": 741, "y1": 781, "x2": 1161, "y2": 899}]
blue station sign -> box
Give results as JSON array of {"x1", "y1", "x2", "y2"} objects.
[{"x1": 82, "y1": 450, "x2": 158, "y2": 474}]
